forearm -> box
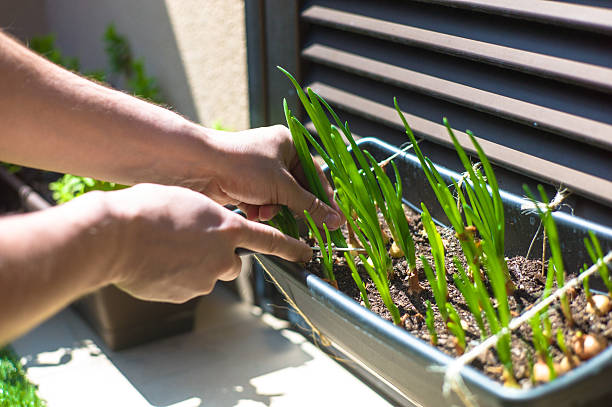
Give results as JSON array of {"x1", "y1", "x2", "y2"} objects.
[
  {"x1": 0, "y1": 30, "x2": 343, "y2": 226},
  {"x1": 0, "y1": 192, "x2": 115, "y2": 344},
  {"x1": 0, "y1": 31, "x2": 220, "y2": 188}
]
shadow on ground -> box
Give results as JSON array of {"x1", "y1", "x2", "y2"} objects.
[{"x1": 15, "y1": 285, "x2": 313, "y2": 407}]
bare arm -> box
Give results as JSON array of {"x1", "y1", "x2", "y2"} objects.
[
  {"x1": 0, "y1": 184, "x2": 312, "y2": 345},
  {"x1": 0, "y1": 31, "x2": 215, "y2": 189},
  {"x1": 0, "y1": 192, "x2": 114, "y2": 344},
  {"x1": 0, "y1": 30, "x2": 348, "y2": 345},
  {"x1": 0, "y1": 30, "x2": 342, "y2": 227}
]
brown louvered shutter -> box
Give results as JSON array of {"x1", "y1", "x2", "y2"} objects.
[{"x1": 247, "y1": 0, "x2": 612, "y2": 226}]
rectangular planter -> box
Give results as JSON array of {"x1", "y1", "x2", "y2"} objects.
[
  {"x1": 73, "y1": 286, "x2": 199, "y2": 351},
  {"x1": 254, "y1": 137, "x2": 612, "y2": 407}
]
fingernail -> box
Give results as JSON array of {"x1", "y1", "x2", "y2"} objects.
[{"x1": 324, "y1": 211, "x2": 342, "y2": 230}]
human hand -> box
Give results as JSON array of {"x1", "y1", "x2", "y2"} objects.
[
  {"x1": 196, "y1": 125, "x2": 344, "y2": 230},
  {"x1": 104, "y1": 183, "x2": 311, "y2": 303}
]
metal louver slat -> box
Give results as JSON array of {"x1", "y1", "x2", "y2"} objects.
[
  {"x1": 413, "y1": 0, "x2": 612, "y2": 35},
  {"x1": 309, "y1": 82, "x2": 611, "y2": 206},
  {"x1": 291, "y1": 0, "x2": 612, "y2": 222},
  {"x1": 238, "y1": 0, "x2": 612, "y2": 222},
  {"x1": 301, "y1": 5, "x2": 612, "y2": 94},
  {"x1": 302, "y1": 44, "x2": 612, "y2": 151}
]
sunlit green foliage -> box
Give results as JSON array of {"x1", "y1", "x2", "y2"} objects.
[
  {"x1": 584, "y1": 231, "x2": 612, "y2": 296},
  {"x1": 524, "y1": 185, "x2": 573, "y2": 326},
  {"x1": 0, "y1": 347, "x2": 46, "y2": 407},
  {"x1": 26, "y1": 26, "x2": 163, "y2": 203},
  {"x1": 49, "y1": 174, "x2": 125, "y2": 204}
]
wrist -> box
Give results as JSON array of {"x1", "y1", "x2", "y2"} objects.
[
  {"x1": 170, "y1": 124, "x2": 239, "y2": 196},
  {"x1": 154, "y1": 120, "x2": 225, "y2": 193}
]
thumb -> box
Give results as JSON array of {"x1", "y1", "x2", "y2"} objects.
[
  {"x1": 281, "y1": 176, "x2": 343, "y2": 230},
  {"x1": 236, "y1": 217, "x2": 312, "y2": 262}
]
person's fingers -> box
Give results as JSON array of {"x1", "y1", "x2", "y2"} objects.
[
  {"x1": 237, "y1": 203, "x2": 260, "y2": 221},
  {"x1": 217, "y1": 255, "x2": 243, "y2": 282},
  {"x1": 288, "y1": 153, "x2": 345, "y2": 228},
  {"x1": 237, "y1": 203, "x2": 280, "y2": 222},
  {"x1": 281, "y1": 174, "x2": 343, "y2": 230},
  {"x1": 236, "y1": 218, "x2": 312, "y2": 262},
  {"x1": 258, "y1": 204, "x2": 280, "y2": 221}
]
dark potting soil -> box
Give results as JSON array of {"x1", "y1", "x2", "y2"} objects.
[{"x1": 304, "y1": 207, "x2": 611, "y2": 388}]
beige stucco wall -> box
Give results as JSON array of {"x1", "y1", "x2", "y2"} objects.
[
  {"x1": 164, "y1": 0, "x2": 249, "y2": 131},
  {"x1": 2, "y1": 0, "x2": 249, "y2": 130}
]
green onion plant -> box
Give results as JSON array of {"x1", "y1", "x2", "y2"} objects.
[
  {"x1": 529, "y1": 312, "x2": 556, "y2": 381},
  {"x1": 529, "y1": 261, "x2": 557, "y2": 381},
  {"x1": 580, "y1": 263, "x2": 594, "y2": 307},
  {"x1": 280, "y1": 67, "x2": 405, "y2": 322},
  {"x1": 345, "y1": 252, "x2": 370, "y2": 309},
  {"x1": 421, "y1": 204, "x2": 448, "y2": 320},
  {"x1": 443, "y1": 119, "x2": 511, "y2": 289},
  {"x1": 425, "y1": 300, "x2": 438, "y2": 345},
  {"x1": 304, "y1": 210, "x2": 335, "y2": 285},
  {"x1": 584, "y1": 230, "x2": 612, "y2": 296},
  {"x1": 335, "y1": 179, "x2": 401, "y2": 324},
  {"x1": 480, "y1": 238, "x2": 516, "y2": 383},
  {"x1": 395, "y1": 98, "x2": 517, "y2": 381},
  {"x1": 282, "y1": 98, "x2": 345, "y2": 247},
  {"x1": 446, "y1": 303, "x2": 467, "y2": 354},
  {"x1": 266, "y1": 206, "x2": 299, "y2": 239},
  {"x1": 365, "y1": 152, "x2": 418, "y2": 289},
  {"x1": 524, "y1": 185, "x2": 574, "y2": 326},
  {"x1": 452, "y1": 258, "x2": 486, "y2": 339},
  {"x1": 393, "y1": 100, "x2": 484, "y2": 289}
]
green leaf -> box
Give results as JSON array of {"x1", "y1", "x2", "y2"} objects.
[
  {"x1": 422, "y1": 255, "x2": 448, "y2": 321},
  {"x1": 446, "y1": 303, "x2": 466, "y2": 352},
  {"x1": 453, "y1": 258, "x2": 486, "y2": 338},
  {"x1": 345, "y1": 253, "x2": 370, "y2": 309},
  {"x1": 425, "y1": 300, "x2": 438, "y2": 345},
  {"x1": 304, "y1": 210, "x2": 333, "y2": 280}
]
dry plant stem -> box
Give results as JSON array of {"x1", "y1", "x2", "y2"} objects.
[
  {"x1": 254, "y1": 256, "x2": 331, "y2": 347},
  {"x1": 524, "y1": 187, "x2": 571, "y2": 262},
  {"x1": 441, "y1": 250, "x2": 612, "y2": 407},
  {"x1": 377, "y1": 140, "x2": 419, "y2": 169},
  {"x1": 525, "y1": 220, "x2": 542, "y2": 261}
]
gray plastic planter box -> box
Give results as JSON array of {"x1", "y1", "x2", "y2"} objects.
[{"x1": 254, "y1": 138, "x2": 612, "y2": 407}]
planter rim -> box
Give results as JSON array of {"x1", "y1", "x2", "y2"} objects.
[
  {"x1": 358, "y1": 137, "x2": 612, "y2": 237},
  {"x1": 262, "y1": 254, "x2": 612, "y2": 403}
]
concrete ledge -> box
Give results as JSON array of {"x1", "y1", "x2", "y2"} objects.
[{"x1": 12, "y1": 285, "x2": 392, "y2": 406}]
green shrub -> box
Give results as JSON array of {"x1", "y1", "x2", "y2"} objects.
[{"x1": 0, "y1": 347, "x2": 45, "y2": 407}]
